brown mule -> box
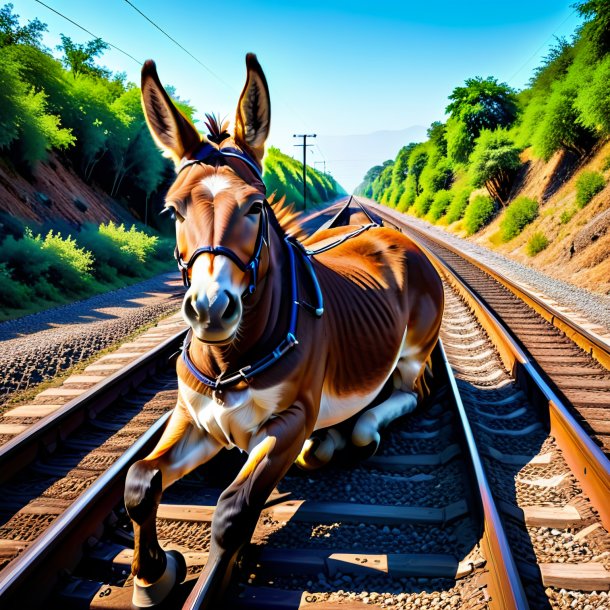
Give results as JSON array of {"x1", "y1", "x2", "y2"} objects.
[{"x1": 124, "y1": 53, "x2": 444, "y2": 608}]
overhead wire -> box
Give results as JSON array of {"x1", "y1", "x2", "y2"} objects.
[
  {"x1": 121, "y1": 0, "x2": 236, "y2": 92},
  {"x1": 34, "y1": 0, "x2": 141, "y2": 65},
  {"x1": 506, "y1": 8, "x2": 579, "y2": 85}
]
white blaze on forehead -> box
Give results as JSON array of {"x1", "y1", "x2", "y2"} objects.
[{"x1": 201, "y1": 175, "x2": 231, "y2": 197}]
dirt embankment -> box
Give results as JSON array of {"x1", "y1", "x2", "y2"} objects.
[
  {"x1": 0, "y1": 153, "x2": 136, "y2": 229},
  {"x1": 457, "y1": 141, "x2": 610, "y2": 295}
]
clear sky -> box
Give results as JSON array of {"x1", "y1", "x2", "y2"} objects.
[{"x1": 16, "y1": 0, "x2": 584, "y2": 191}]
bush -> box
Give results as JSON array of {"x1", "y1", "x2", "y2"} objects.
[
  {"x1": 413, "y1": 192, "x2": 434, "y2": 218},
  {"x1": 427, "y1": 190, "x2": 453, "y2": 222},
  {"x1": 469, "y1": 129, "x2": 521, "y2": 205},
  {"x1": 445, "y1": 188, "x2": 471, "y2": 223},
  {"x1": 0, "y1": 229, "x2": 94, "y2": 308},
  {"x1": 575, "y1": 171, "x2": 605, "y2": 208},
  {"x1": 499, "y1": 197, "x2": 539, "y2": 241},
  {"x1": 527, "y1": 232, "x2": 549, "y2": 256},
  {"x1": 560, "y1": 209, "x2": 575, "y2": 224},
  {"x1": 463, "y1": 195, "x2": 496, "y2": 235},
  {"x1": 99, "y1": 222, "x2": 158, "y2": 262}
]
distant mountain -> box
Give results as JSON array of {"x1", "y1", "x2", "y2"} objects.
[{"x1": 316, "y1": 126, "x2": 427, "y2": 193}]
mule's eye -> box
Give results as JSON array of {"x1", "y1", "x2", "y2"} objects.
[
  {"x1": 246, "y1": 200, "x2": 263, "y2": 215},
  {"x1": 163, "y1": 206, "x2": 184, "y2": 222}
]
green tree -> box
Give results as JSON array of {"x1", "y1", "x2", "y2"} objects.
[
  {"x1": 0, "y1": 3, "x2": 46, "y2": 48},
  {"x1": 531, "y1": 79, "x2": 595, "y2": 160},
  {"x1": 57, "y1": 34, "x2": 110, "y2": 79},
  {"x1": 388, "y1": 143, "x2": 417, "y2": 206},
  {"x1": 446, "y1": 77, "x2": 518, "y2": 163},
  {"x1": 577, "y1": 0, "x2": 610, "y2": 59},
  {"x1": 470, "y1": 129, "x2": 521, "y2": 205},
  {"x1": 426, "y1": 121, "x2": 448, "y2": 157}
]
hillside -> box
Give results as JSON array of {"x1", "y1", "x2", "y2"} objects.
[
  {"x1": 474, "y1": 142, "x2": 610, "y2": 293},
  {"x1": 357, "y1": 1, "x2": 610, "y2": 295}
]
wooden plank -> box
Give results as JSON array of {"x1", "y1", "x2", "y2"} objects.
[
  {"x1": 157, "y1": 499, "x2": 468, "y2": 527},
  {"x1": 3, "y1": 405, "x2": 62, "y2": 418},
  {"x1": 540, "y1": 563, "x2": 610, "y2": 591}
]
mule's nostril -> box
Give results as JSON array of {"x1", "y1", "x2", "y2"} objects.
[{"x1": 221, "y1": 291, "x2": 238, "y2": 321}]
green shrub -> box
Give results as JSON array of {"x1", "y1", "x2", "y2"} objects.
[
  {"x1": 0, "y1": 263, "x2": 33, "y2": 308},
  {"x1": 575, "y1": 171, "x2": 605, "y2": 208},
  {"x1": 463, "y1": 195, "x2": 496, "y2": 235},
  {"x1": 445, "y1": 188, "x2": 471, "y2": 223},
  {"x1": 560, "y1": 209, "x2": 575, "y2": 224},
  {"x1": 427, "y1": 190, "x2": 453, "y2": 222},
  {"x1": 99, "y1": 222, "x2": 158, "y2": 262},
  {"x1": 37, "y1": 230, "x2": 94, "y2": 275},
  {"x1": 527, "y1": 232, "x2": 549, "y2": 256},
  {"x1": 499, "y1": 197, "x2": 539, "y2": 241},
  {"x1": 413, "y1": 192, "x2": 434, "y2": 218},
  {"x1": 603, "y1": 155, "x2": 610, "y2": 171}
]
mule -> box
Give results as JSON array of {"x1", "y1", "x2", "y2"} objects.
[{"x1": 124, "y1": 53, "x2": 444, "y2": 608}]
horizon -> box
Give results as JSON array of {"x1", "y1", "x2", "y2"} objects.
[{"x1": 15, "y1": 1, "x2": 584, "y2": 191}]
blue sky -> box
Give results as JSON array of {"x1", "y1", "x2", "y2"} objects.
[{"x1": 16, "y1": 1, "x2": 584, "y2": 191}]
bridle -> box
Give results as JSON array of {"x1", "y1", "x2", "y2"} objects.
[
  {"x1": 173, "y1": 142, "x2": 269, "y2": 298},
  {"x1": 176, "y1": 203, "x2": 269, "y2": 298},
  {"x1": 174, "y1": 143, "x2": 380, "y2": 393}
]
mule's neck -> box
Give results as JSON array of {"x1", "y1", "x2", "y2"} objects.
[{"x1": 187, "y1": 215, "x2": 289, "y2": 381}]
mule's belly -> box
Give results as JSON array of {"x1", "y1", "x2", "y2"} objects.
[{"x1": 314, "y1": 382, "x2": 387, "y2": 431}]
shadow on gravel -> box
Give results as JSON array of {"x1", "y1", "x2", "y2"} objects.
[{"x1": 0, "y1": 274, "x2": 184, "y2": 341}]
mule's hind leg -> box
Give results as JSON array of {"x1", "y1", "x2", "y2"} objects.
[
  {"x1": 124, "y1": 406, "x2": 222, "y2": 608},
  {"x1": 351, "y1": 333, "x2": 427, "y2": 453}
]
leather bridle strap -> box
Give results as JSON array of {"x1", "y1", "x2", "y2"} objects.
[{"x1": 175, "y1": 202, "x2": 269, "y2": 298}]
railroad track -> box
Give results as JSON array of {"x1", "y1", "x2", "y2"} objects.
[
  {"x1": 0, "y1": 315, "x2": 187, "y2": 607},
  {"x1": 0, "y1": 200, "x2": 608, "y2": 609}
]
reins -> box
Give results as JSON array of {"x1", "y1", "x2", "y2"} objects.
[{"x1": 176, "y1": 145, "x2": 380, "y2": 392}]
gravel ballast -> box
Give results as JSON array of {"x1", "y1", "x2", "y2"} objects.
[
  {"x1": 373, "y1": 204, "x2": 610, "y2": 334},
  {"x1": 0, "y1": 273, "x2": 183, "y2": 405}
]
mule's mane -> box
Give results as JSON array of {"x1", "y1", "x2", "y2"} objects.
[
  {"x1": 204, "y1": 113, "x2": 231, "y2": 144},
  {"x1": 267, "y1": 193, "x2": 306, "y2": 241}
]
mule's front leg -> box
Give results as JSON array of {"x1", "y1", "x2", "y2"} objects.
[
  {"x1": 186, "y1": 404, "x2": 310, "y2": 608},
  {"x1": 124, "y1": 406, "x2": 222, "y2": 608}
]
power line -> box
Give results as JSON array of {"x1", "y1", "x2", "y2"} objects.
[
  {"x1": 506, "y1": 8, "x2": 579, "y2": 85},
  {"x1": 121, "y1": 0, "x2": 235, "y2": 92},
  {"x1": 34, "y1": 0, "x2": 141, "y2": 65}
]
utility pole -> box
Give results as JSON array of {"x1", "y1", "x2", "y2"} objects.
[
  {"x1": 293, "y1": 133, "x2": 316, "y2": 210},
  {"x1": 314, "y1": 161, "x2": 326, "y2": 174}
]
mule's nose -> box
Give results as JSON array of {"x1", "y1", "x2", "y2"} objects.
[
  {"x1": 218, "y1": 290, "x2": 239, "y2": 324},
  {"x1": 183, "y1": 286, "x2": 242, "y2": 337}
]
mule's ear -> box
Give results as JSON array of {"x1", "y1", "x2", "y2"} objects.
[
  {"x1": 141, "y1": 60, "x2": 201, "y2": 166},
  {"x1": 234, "y1": 53, "x2": 270, "y2": 165}
]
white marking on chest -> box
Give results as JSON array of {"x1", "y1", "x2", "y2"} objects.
[
  {"x1": 201, "y1": 175, "x2": 231, "y2": 197},
  {"x1": 178, "y1": 379, "x2": 287, "y2": 451}
]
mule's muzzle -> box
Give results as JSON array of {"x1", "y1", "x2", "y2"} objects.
[{"x1": 183, "y1": 286, "x2": 242, "y2": 343}]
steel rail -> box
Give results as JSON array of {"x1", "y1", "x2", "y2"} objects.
[
  {"x1": 0, "y1": 410, "x2": 172, "y2": 608},
  {"x1": 437, "y1": 340, "x2": 530, "y2": 610},
  {"x1": 0, "y1": 328, "x2": 187, "y2": 484},
  {"x1": 366, "y1": 200, "x2": 610, "y2": 371},
  {"x1": 396, "y1": 227, "x2": 610, "y2": 531}
]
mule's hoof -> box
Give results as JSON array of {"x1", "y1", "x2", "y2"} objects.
[
  {"x1": 350, "y1": 438, "x2": 380, "y2": 462},
  {"x1": 132, "y1": 550, "x2": 187, "y2": 609}
]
